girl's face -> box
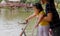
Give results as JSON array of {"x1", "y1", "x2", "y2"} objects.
[{"x1": 33, "y1": 6, "x2": 39, "y2": 13}]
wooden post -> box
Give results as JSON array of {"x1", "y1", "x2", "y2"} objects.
[{"x1": 20, "y1": 28, "x2": 26, "y2": 36}]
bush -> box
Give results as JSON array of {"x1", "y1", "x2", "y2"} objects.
[{"x1": 0, "y1": 0, "x2": 2, "y2": 2}]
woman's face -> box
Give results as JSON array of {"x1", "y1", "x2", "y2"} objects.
[
  {"x1": 41, "y1": 0, "x2": 47, "y2": 3},
  {"x1": 33, "y1": 6, "x2": 39, "y2": 13}
]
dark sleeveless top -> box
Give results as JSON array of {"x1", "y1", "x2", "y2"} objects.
[{"x1": 46, "y1": 3, "x2": 60, "y2": 29}]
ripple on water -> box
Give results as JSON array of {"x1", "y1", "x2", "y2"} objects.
[{"x1": 0, "y1": 19, "x2": 25, "y2": 36}]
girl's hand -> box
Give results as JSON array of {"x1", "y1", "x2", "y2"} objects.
[
  {"x1": 25, "y1": 19, "x2": 28, "y2": 24},
  {"x1": 34, "y1": 24, "x2": 39, "y2": 28}
]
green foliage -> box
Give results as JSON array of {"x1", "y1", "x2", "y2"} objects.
[
  {"x1": 0, "y1": 0, "x2": 2, "y2": 2},
  {"x1": 20, "y1": 0, "x2": 27, "y2": 3},
  {"x1": 34, "y1": 0, "x2": 39, "y2": 3},
  {"x1": 25, "y1": 0, "x2": 39, "y2": 3},
  {"x1": 55, "y1": 0, "x2": 60, "y2": 3}
]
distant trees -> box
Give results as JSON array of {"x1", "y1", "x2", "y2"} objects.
[
  {"x1": 20, "y1": 0, "x2": 27, "y2": 3},
  {"x1": 20, "y1": 0, "x2": 39, "y2": 3},
  {"x1": 55, "y1": 0, "x2": 60, "y2": 8},
  {"x1": 0, "y1": 0, "x2": 60, "y2": 4},
  {"x1": 0, "y1": 0, "x2": 2, "y2": 2}
]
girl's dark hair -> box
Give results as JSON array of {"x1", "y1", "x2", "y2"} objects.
[{"x1": 33, "y1": 3, "x2": 43, "y2": 12}]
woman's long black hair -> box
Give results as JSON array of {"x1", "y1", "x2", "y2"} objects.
[
  {"x1": 47, "y1": 0, "x2": 59, "y2": 29},
  {"x1": 47, "y1": 0, "x2": 59, "y2": 20},
  {"x1": 48, "y1": 0, "x2": 55, "y2": 8},
  {"x1": 46, "y1": 0, "x2": 58, "y2": 13}
]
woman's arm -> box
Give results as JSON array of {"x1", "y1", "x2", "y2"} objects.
[
  {"x1": 34, "y1": 11, "x2": 52, "y2": 28},
  {"x1": 44, "y1": 12, "x2": 53, "y2": 22}
]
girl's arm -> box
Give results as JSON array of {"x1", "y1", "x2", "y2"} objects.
[
  {"x1": 35, "y1": 12, "x2": 44, "y2": 28},
  {"x1": 25, "y1": 13, "x2": 37, "y2": 20},
  {"x1": 25, "y1": 11, "x2": 39, "y2": 23}
]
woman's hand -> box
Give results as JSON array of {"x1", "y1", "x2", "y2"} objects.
[{"x1": 49, "y1": 28, "x2": 53, "y2": 35}]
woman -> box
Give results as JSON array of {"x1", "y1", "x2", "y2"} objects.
[
  {"x1": 40, "y1": 0, "x2": 60, "y2": 36},
  {"x1": 47, "y1": 0, "x2": 60, "y2": 36}
]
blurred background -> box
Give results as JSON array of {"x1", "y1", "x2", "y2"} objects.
[{"x1": 0, "y1": 0, "x2": 60, "y2": 36}]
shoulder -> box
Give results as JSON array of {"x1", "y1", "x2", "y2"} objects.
[{"x1": 39, "y1": 11, "x2": 45, "y2": 14}]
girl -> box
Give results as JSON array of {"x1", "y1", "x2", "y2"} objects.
[{"x1": 25, "y1": 3, "x2": 51, "y2": 36}]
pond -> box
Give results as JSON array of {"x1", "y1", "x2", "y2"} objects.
[{"x1": 0, "y1": 8, "x2": 37, "y2": 36}]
